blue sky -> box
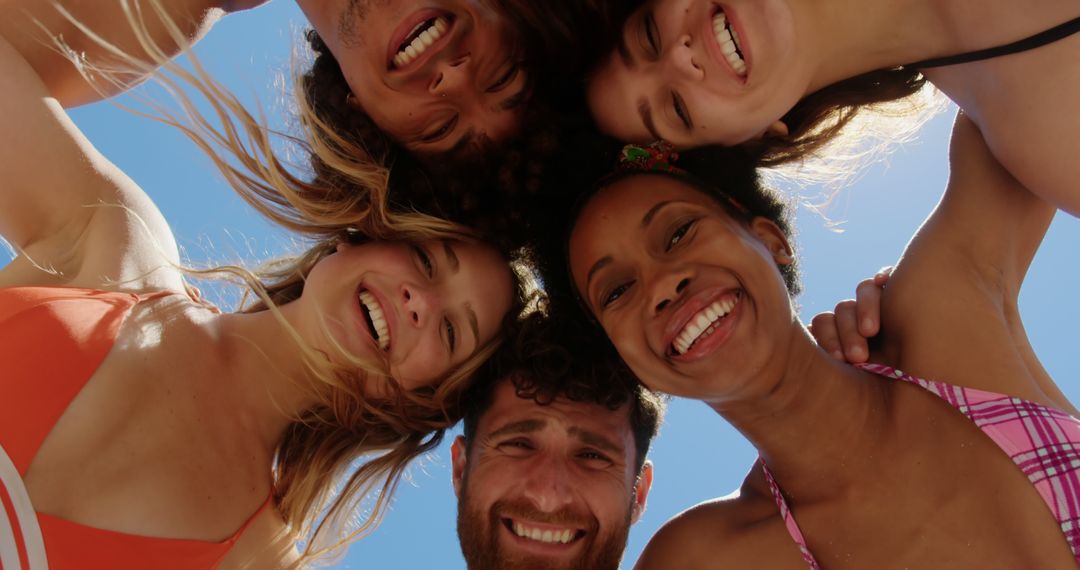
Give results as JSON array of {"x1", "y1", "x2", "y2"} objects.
[{"x1": 14, "y1": 2, "x2": 1080, "y2": 567}]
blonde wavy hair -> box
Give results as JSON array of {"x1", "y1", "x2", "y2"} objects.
[{"x1": 44, "y1": 0, "x2": 527, "y2": 563}]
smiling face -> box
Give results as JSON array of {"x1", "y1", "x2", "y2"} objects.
[
  {"x1": 298, "y1": 239, "x2": 514, "y2": 391},
  {"x1": 567, "y1": 174, "x2": 795, "y2": 402},
  {"x1": 306, "y1": 0, "x2": 530, "y2": 154},
  {"x1": 452, "y1": 379, "x2": 651, "y2": 570},
  {"x1": 586, "y1": 0, "x2": 805, "y2": 147}
]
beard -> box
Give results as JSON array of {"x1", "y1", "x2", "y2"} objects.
[{"x1": 457, "y1": 490, "x2": 632, "y2": 570}]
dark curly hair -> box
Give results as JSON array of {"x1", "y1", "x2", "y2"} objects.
[
  {"x1": 461, "y1": 306, "x2": 666, "y2": 475},
  {"x1": 519, "y1": 143, "x2": 801, "y2": 329},
  {"x1": 596, "y1": 145, "x2": 803, "y2": 296},
  {"x1": 296, "y1": 0, "x2": 639, "y2": 253}
]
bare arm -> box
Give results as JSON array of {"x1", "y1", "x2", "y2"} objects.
[
  {"x1": 0, "y1": 31, "x2": 182, "y2": 293},
  {"x1": 0, "y1": 0, "x2": 269, "y2": 107},
  {"x1": 878, "y1": 112, "x2": 1066, "y2": 409}
]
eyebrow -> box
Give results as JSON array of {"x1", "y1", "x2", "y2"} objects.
[
  {"x1": 443, "y1": 241, "x2": 460, "y2": 273},
  {"x1": 585, "y1": 255, "x2": 614, "y2": 293},
  {"x1": 616, "y1": 24, "x2": 636, "y2": 68},
  {"x1": 488, "y1": 419, "x2": 624, "y2": 455},
  {"x1": 489, "y1": 419, "x2": 545, "y2": 439},
  {"x1": 637, "y1": 98, "x2": 662, "y2": 142},
  {"x1": 447, "y1": 128, "x2": 478, "y2": 156},
  {"x1": 642, "y1": 200, "x2": 677, "y2": 228},
  {"x1": 465, "y1": 303, "x2": 479, "y2": 351},
  {"x1": 499, "y1": 84, "x2": 531, "y2": 112},
  {"x1": 569, "y1": 427, "x2": 624, "y2": 454}
]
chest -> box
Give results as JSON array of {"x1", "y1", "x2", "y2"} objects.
[
  {"x1": 17, "y1": 307, "x2": 268, "y2": 542},
  {"x1": 755, "y1": 389, "x2": 1079, "y2": 569}
]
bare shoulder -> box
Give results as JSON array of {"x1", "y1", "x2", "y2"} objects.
[
  {"x1": 217, "y1": 505, "x2": 300, "y2": 570},
  {"x1": 635, "y1": 484, "x2": 792, "y2": 570},
  {"x1": 971, "y1": 30, "x2": 1080, "y2": 218}
]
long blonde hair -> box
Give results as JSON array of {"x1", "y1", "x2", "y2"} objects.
[{"x1": 45, "y1": 1, "x2": 525, "y2": 562}]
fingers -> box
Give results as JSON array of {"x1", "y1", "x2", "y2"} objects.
[
  {"x1": 809, "y1": 311, "x2": 845, "y2": 361},
  {"x1": 873, "y1": 265, "x2": 894, "y2": 287},
  {"x1": 854, "y1": 278, "x2": 883, "y2": 338},
  {"x1": 834, "y1": 299, "x2": 868, "y2": 362}
]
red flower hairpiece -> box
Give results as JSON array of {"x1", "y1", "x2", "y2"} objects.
[{"x1": 616, "y1": 141, "x2": 685, "y2": 174}]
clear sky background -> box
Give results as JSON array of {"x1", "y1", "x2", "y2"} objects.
[{"x1": 9, "y1": 2, "x2": 1079, "y2": 568}]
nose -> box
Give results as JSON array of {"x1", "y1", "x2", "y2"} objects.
[
  {"x1": 651, "y1": 273, "x2": 692, "y2": 314},
  {"x1": 429, "y1": 54, "x2": 472, "y2": 97},
  {"x1": 664, "y1": 34, "x2": 704, "y2": 81},
  {"x1": 522, "y1": 455, "x2": 575, "y2": 513},
  {"x1": 401, "y1": 283, "x2": 437, "y2": 328}
]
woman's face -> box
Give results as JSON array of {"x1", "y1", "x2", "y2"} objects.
[
  {"x1": 568, "y1": 175, "x2": 794, "y2": 401},
  {"x1": 301, "y1": 239, "x2": 514, "y2": 391},
  {"x1": 310, "y1": 0, "x2": 530, "y2": 154},
  {"x1": 586, "y1": 0, "x2": 804, "y2": 148}
]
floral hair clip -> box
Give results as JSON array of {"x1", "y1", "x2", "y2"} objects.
[
  {"x1": 614, "y1": 141, "x2": 751, "y2": 216},
  {"x1": 616, "y1": 141, "x2": 685, "y2": 174}
]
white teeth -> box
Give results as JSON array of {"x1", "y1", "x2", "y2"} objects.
[
  {"x1": 712, "y1": 12, "x2": 747, "y2": 76},
  {"x1": 358, "y1": 291, "x2": 390, "y2": 350},
  {"x1": 672, "y1": 295, "x2": 741, "y2": 355},
  {"x1": 512, "y1": 522, "x2": 576, "y2": 544},
  {"x1": 392, "y1": 16, "x2": 449, "y2": 68}
]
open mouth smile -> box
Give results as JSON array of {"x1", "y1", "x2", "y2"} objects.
[
  {"x1": 666, "y1": 289, "x2": 743, "y2": 357},
  {"x1": 390, "y1": 12, "x2": 454, "y2": 70},
  {"x1": 358, "y1": 288, "x2": 392, "y2": 351},
  {"x1": 502, "y1": 517, "x2": 586, "y2": 546},
  {"x1": 711, "y1": 6, "x2": 747, "y2": 77}
]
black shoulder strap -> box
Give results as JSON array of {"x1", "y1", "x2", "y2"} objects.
[{"x1": 909, "y1": 15, "x2": 1080, "y2": 69}]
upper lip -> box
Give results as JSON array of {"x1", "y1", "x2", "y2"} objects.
[
  {"x1": 660, "y1": 286, "x2": 741, "y2": 353},
  {"x1": 386, "y1": 10, "x2": 457, "y2": 73}
]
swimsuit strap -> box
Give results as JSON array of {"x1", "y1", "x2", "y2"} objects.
[
  {"x1": 759, "y1": 461, "x2": 823, "y2": 570},
  {"x1": 909, "y1": 15, "x2": 1080, "y2": 69}
]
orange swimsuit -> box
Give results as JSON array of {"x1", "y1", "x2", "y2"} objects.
[{"x1": 0, "y1": 286, "x2": 269, "y2": 570}]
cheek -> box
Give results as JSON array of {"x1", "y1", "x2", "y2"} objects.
[
  {"x1": 391, "y1": 343, "x2": 443, "y2": 390},
  {"x1": 605, "y1": 316, "x2": 657, "y2": 374}
]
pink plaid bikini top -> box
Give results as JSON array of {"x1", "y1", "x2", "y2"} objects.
[{"x1": 762, "y1": 363, "x2": 1080, "y2": 570}]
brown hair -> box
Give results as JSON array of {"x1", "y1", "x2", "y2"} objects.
[
  {"x1": 46, "y1": 3, "x2": 530, "y2": 563},
  {"x1": 186, "y1": 230, "x2": 530, "y2": 561},
  {"x1": 462, "y1": 306, "x2": 666, "y2": 475},
  {"x1": 746, "y1": 68, "x2": 929, "y2": 168}
]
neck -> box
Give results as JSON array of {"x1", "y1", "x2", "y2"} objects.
[
  {"x1": 711, "y1": 326, "x2": 893, "y2": 502},
  {"x1": 198, "y1": 304, "x2": 320, "y2": 456},
  {"x1": 798, "y1": 0, "x2": 959, "y2": 93}
]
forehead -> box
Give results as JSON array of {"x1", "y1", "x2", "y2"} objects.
[
  {"x1": 444, "y1": 240, "x2": 513, "y2": 333},
  {"x1": 478, "y1": 380, "x2": 635, "y2": 449},
  {"x1": 572, "y1": 175, "x2": 712, "y2": 246},
  {"x1": 587, "y1": 53, "x2": 650, "y2": 144}
]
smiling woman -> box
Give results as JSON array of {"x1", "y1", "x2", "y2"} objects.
[
  {"x1": 587, "y1": 0, "x2": 1080, "y2": 218},
  {"x1": 563, "y1": 121, "x2": 1080, "y2": 568},
  {"x1": 0, "y1": 8, "x2": 531, "y2": 569}
]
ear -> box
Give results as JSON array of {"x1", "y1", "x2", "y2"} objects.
[
  {"x1": 451, "y1": 436, "x2": 468, "y2": 498},
  {"x1": 764, "y1": 120, "x2": 789, "y2": 138},
  {"x1": 750, "y1": 217, "x2": 794, "y2": 265},
  {"x1": 345, "y1": 92, "x2": 362, "y2": 110},
  {"x1": 630, "y1": 461, "x2": 654, "y2": 524}
]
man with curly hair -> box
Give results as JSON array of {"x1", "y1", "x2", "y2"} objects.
[{"x1": 452, "y1": 312, "x2": 665, "y2": 570}]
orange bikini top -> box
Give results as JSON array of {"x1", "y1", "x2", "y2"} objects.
[{"x1": 0, "y1": 286, "x2": 270, "y2": 570}]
